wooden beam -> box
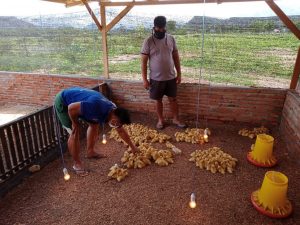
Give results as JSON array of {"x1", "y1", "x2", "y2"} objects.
[
  {"x1": 100, "y1": 0, "x2": 265, "y2": 7},
  {"x1": 81, "y1": 0, "x2": 102, "y2": 31},
  {"x1": 43, "y1": 0, "x2": 266, "y2": 7},
  {"x1": 100, "y1": 5, "x2": 109, "y2": 78},
  {"x1": 106, "y1": 5, "x2": 133, "y2": 32},
  {"x1": 290, "y1": 47, "x2": 300, "y2": 89},
  {"x1": 265, "y1": 0, "x2": 300, "y2": 40}
]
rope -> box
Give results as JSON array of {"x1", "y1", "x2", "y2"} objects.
[
  {"x1": 191, "y1": 0, "x2": 206, "y2": 208},
  {"x1": 52, "y1": 105, "x2": 67, "y2": 169},
  {"x1": 195, "y1": 1, "x2": 206, "y2": 129}
]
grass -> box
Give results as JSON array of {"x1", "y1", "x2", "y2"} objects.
[{"x1": 0, "y1": 28, "x2": 298, "y2": 87}]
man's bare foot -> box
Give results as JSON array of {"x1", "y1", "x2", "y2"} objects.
[{"x1": 156, "y1": 120, "x2": 165, "y2": 130}]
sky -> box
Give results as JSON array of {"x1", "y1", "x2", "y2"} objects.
[{"x1": 0, "y1": 0, "x2": 299, "y2": 18}]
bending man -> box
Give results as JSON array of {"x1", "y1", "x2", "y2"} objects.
[{"x1": 54, "y1": 87, "x2": 138, "y2": 174}]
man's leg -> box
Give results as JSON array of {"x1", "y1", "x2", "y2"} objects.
[
  {"x1": 165, "y1": 78, "x2": 186, "y2": 128},
  {"x1": 156, "y1": 98, "x2": 164, "y2": 128},
  {"x1": 168, "y1": 96, "x2": 179, "y2": 122},
  {"x1": 68, "y1": 128, "x2": 81, "y2": 167},
  {"x1": 168, "y1": 96, "x2": 186, "y2": 128},
  {"x1": 150, "y1": 79, "x2": 165, "y2": 129},
  {"x1": 54, "y1": 93, "x2": 83, "y2": 168},
  {"x1": 86, "y1": 124, "x2": 104, "y2": 158}
]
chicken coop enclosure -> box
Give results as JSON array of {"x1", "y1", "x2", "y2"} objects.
[
  {"x1": 0, "y1": 73, "x2": 299, "y2": 225},
  {"x1": 0, "y1": 0, "x2": 300, "y2": 224}
]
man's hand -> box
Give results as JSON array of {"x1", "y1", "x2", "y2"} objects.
[
  {"x1": 176, "y1": 74, "x2": 182, "y2": 84},
  {"x1": 130, "y1": 146, "x2": 140, "y2": 154},
  {"x1": 143, "y1": 79, "x2": 150, "y2": 90}
]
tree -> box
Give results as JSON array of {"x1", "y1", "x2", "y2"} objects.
[{"x1": 167, "y1": 20, "x2": 176, "y2": 33}]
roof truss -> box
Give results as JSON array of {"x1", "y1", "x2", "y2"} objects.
[{"x1": 43, "y1": 0, "x2": 266, "y2": 7}]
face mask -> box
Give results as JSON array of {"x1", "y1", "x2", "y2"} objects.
[{"x1": 154, "y1": 30, "x2": 166, "y2": 40}]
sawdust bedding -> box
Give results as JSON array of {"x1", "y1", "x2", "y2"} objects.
[{"x1": 0, "y1": 113, "x2": 299, "y2": 225}]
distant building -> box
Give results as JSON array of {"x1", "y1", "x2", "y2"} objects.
[{"x1": 273, "y1": 29, "x2": 280, "y2": 33}]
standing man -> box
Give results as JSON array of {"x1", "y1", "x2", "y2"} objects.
[
  {"x1": 54, "y1": 87, "x2": 138, "y2": 175},
  {"x1": 141, "y1": 16, "x2": 186, "y2": 130}
]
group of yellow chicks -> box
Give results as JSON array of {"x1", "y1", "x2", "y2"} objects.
[
  {"x1": 109, "y1": 123, "x2": 171, "y2": 146},
  {"x1": 108, "y1": 164, "x2": 129, "y2": 182},
  {"x1": 238, "y1": 126, "x2": 269, "y2": 139},
  {"x1": 107, "y1": 123, "x2": 245, "y2": 181},
  {"x1": 174, "y1": 128, "x2": 211, "y2": 144},
  {"x1": 108, "y1": 124, "x2": 180, "y2": 181},
  {"x1": 189, "y1": 147, "x2": 238, "y2": 174},
  {"x1": 121, "y1": 143, "x2": 175, "y2": 168}
]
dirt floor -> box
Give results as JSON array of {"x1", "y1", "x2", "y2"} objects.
[{"x1": 0, "y1": 113, "x2": 299, "y2": 225}]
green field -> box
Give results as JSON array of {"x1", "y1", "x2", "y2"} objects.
[{"x1": 0, "y1": 27, "x2": 298, "y2": 87}]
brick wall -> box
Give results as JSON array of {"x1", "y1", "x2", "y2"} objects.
[
  {"x1": 108, "y1": 80, "x2": 286, "y2": 125},
  {"x1": 0, "y1": 72, "x2": 100, "y2": 106},
  {"x1": 280, "y1": 91, "x2": 300, "y2": 154},
  {"x1": 0, "y1": 72, "x2": 287, "y2": 125}
]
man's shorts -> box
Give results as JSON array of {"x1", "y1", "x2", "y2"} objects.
[
  {"x1": 150, "y1": 78, "x2": 177, "y2": 100},
  {"x1": 54, "y1": 92, "x2": 72, "y2": 131}
]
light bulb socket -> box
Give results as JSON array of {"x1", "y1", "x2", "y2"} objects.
[
  {"x1": 63, "y1": 168, "x2": 70, "y2": 180},
  {"x1": 102, "y1": 134, "x2": 107, "y2": 144},
  {"x1": 191, "y1": 193, "x2": 196, "y2": 202},
  {"x1": 63, "y1": 168, "x2": 68, "y2": 175},
  {"x1": 204, "y1": 128, "x2": 208, "y2": 136}
]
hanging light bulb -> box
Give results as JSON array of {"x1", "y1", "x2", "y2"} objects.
[
  {"x1": 189, "y1": 193, "x2": 197, "y2": 208},
  {"x1": 63, "y1": 168, "x2": 70, "y2": 181},
  {"x1": 102, "y1": 134, "x2": 107, "y2": 144},
  {"x1": 203, "y1": 128, "x2": 209, "y2": 142}
]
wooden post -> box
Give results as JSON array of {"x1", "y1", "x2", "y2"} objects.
[
  {"x1": 265, "y1": 0, "x2": 300, "y2": 89},
  {"x1": 265, "y1": 0, "x2": 300, "y2": 40},
  {"x1": 100, "y1": 4, "x2": 109, "y2": 79},
  {"x1": 81, "y1": 0, "x2": 102, "y2": 31},
  {"x1": 290, "y1": 47, "x2": 300, "y2": 89},
  {"x1": 106, "y1": 5, "x2": 133, "y2": 32}
]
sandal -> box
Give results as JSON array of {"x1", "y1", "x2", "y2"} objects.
[
  {"x1": 86, "y1": 153, "x2": 107, "y2": 159},
  {"x1": 72, "y1": 165, "x2": 89, "y2": 177},
  {"x1": 173, "y1": 121, "x2": 187, "y2": 128},
  {"x1": 156, "y1": 123, "x2": 164, "y2": 130}
]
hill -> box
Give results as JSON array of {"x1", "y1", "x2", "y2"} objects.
[
  {"x1": 186, "y1": 15, "x2": 300, "y2": 31},
  {"x1": 0, "y1": 16, "x2": 35, "y2": 28}
]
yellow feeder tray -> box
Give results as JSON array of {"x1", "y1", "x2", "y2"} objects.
[
  {"x1": 251, "y1": 171, "x2": 293, "y2": 218},
  {"x1": 247, "y1": 134, "x2": 277, "y2": 167}
]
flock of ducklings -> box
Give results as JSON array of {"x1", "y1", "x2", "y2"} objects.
[
  {"x1": 238, "y1": 126, "x2": 269, "y2": 139},
  {"x1": 107, "y1": 123, "x2": 267, "y2": 181}
]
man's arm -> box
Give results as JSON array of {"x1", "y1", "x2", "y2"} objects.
[
  {"x1": 172, "y1": 50, "x2": 182, "y2": 84},
  {"x1": 67, "y1": 102, "x2": 81, "y2": 160},
  {"x1": 68, "y1": 102, "x2": 81, "y2": 130},
  {"x1": 116, "y1": 126, "x2": 138, "y2": 153},
  {"x1": 141, "y1": 54, "x2": 150, "y2": 89}
]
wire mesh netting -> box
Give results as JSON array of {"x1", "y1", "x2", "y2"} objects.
[{"x1": 0, "y1": 3, "x2": 299, "y2": 88}]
